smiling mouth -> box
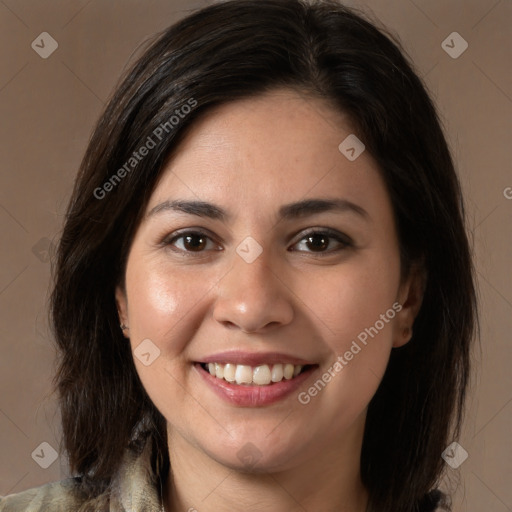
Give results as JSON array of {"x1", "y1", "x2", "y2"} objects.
[{"x1": 198, "y1": 362, "x2": 315, "y2": 386}]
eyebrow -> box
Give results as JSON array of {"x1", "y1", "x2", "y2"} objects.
[{"x1": 145, "y1": 197, "x2": 369, "y2": 222}]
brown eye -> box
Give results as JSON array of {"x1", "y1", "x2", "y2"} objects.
[
  {"x1": 163, "y1": 228, "x2": 352, "y2": 256},
  {"x1": 165, "y1": 231, "x2": 217, "y2": 253},
  {"x1": 305, "y1": 233, "x2": 329, "y2": 252},
  {"x1": 181, "y1": 233, "x2": 207, "y2": 251},
  {"x1": 292, "y1": 229, "x2": 352, "y2": 254}
]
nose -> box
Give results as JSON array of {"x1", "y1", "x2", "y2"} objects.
[{"x1": 212, "y1": 249, "x2": 294, "y2": 334}]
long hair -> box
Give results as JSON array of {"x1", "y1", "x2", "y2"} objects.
[{"x1": 50, "y1": 1, "x2": 477, "y2": 510}]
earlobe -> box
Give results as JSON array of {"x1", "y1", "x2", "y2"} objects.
[
  {"x1": 393, "y1": 263, "x2": 426, "y2": 348},
  {"x1": 115, "y1": 286, "x2": 130, "y2": 337}
]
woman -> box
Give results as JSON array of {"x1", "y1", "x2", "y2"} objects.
[{"x1": 0, "y1": 0, "x2": 476, "y2": 510}]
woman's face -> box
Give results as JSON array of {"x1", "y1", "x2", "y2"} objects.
[{"x1": 116, "y1": 89, "x2": 420, "y2": 473}]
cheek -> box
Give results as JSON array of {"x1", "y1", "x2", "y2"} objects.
[
  {"x1": 299, "y1": 254, "x2": 401, "y2": 348},
  {"x1": 304, "y1": 253, "x2": 400, "y2": 420},
  {"x1": 125, "y1": 257, "x2": 211, "y2": 355},
  {"x1": 295, "y1": 251, "x2": 401, "y2": 417},
  {"x1": 297, "y1": 265, "x2": 398, "y2": 433},
  {"x1": 124, "y1": 258, "x2": 212, "y2": 417}
]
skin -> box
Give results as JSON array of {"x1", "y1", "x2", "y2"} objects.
[{"x1": 116, "y1": 89, "x2": 424, "y2": 512}]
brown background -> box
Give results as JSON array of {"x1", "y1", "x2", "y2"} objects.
[{"x1": 0, "y1": 0, "x2": 510, "y2": 510}]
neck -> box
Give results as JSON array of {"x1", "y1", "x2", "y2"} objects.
[{"x1": 163, "y1": 417, "x2": 369, "y2": 512}]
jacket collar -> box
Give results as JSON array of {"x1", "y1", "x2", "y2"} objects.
[{"x1": 108, "y1": 436, "x2": 162, "y2": 511}]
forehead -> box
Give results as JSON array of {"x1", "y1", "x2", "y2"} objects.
[{"x1": 147, "y1": 89, "x2": 387, "y2": 217}]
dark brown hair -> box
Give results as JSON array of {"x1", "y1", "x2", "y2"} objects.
[{"x1": 50, "y1": 1, "x2": 477, "y2": 510}]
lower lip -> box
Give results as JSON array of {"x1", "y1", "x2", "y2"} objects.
[{"x1": 194, "y1": 363, "x2": 317, "y2": 407}]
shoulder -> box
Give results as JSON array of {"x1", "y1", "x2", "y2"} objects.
[
  {"x1": 0, "y1": 435, "x2": 161, "y2": 512},
  {"x1": 0, "y1": 478, "x2": 84, "y2": 512}
]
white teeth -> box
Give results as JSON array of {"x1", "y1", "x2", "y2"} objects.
[
  {"x1": 252, "y1": 365, "x2": 272, "y2": 385},
  {"x1": 235, "y1": 365, "x2": 253, "y2": 384},
  {"x1": 204, "y1": 362, "x2": 306, "y2": 386},
  {"x1": 271, "y1": 363, "x2": 284, "y2": 382},
  {"x1": 283, "y1": 363, "x2": 294, "y2": 380},
  {"x1": 223, "y1": 363, "x2": 236, "y2": 383}
]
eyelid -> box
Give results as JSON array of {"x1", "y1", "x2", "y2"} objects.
[
  {"x1": 290, "y1": 227, "x2": 354, "y2": 253},
  {"x1": 161, "y1": 226, "x2": 354, "y2": 256},
  {"x1": 293, "y1": 227, "x2": 353, "y2": 245},
  {"x1": 161, "y1": 228, "x2": 222, "y2": 250}
]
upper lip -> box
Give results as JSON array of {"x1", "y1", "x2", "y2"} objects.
[{"x1": 197, "y1": 351, "x2": 316, "y2": 366}]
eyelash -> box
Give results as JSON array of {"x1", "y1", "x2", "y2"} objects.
[{"x1": 162, "y1": 228, "x2": 353, "y2": 256}]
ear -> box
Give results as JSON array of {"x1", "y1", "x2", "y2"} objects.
[
  {"x1": 115, "y1": 285, "x2": 129, "y2": 338},
  {"x1": 392, "y1": 262, "x2": 426, "y2": 348}
]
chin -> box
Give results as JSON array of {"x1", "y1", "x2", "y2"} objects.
[{"x1": 201, "y1": 433, "x2": 309, "y2": 474}]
